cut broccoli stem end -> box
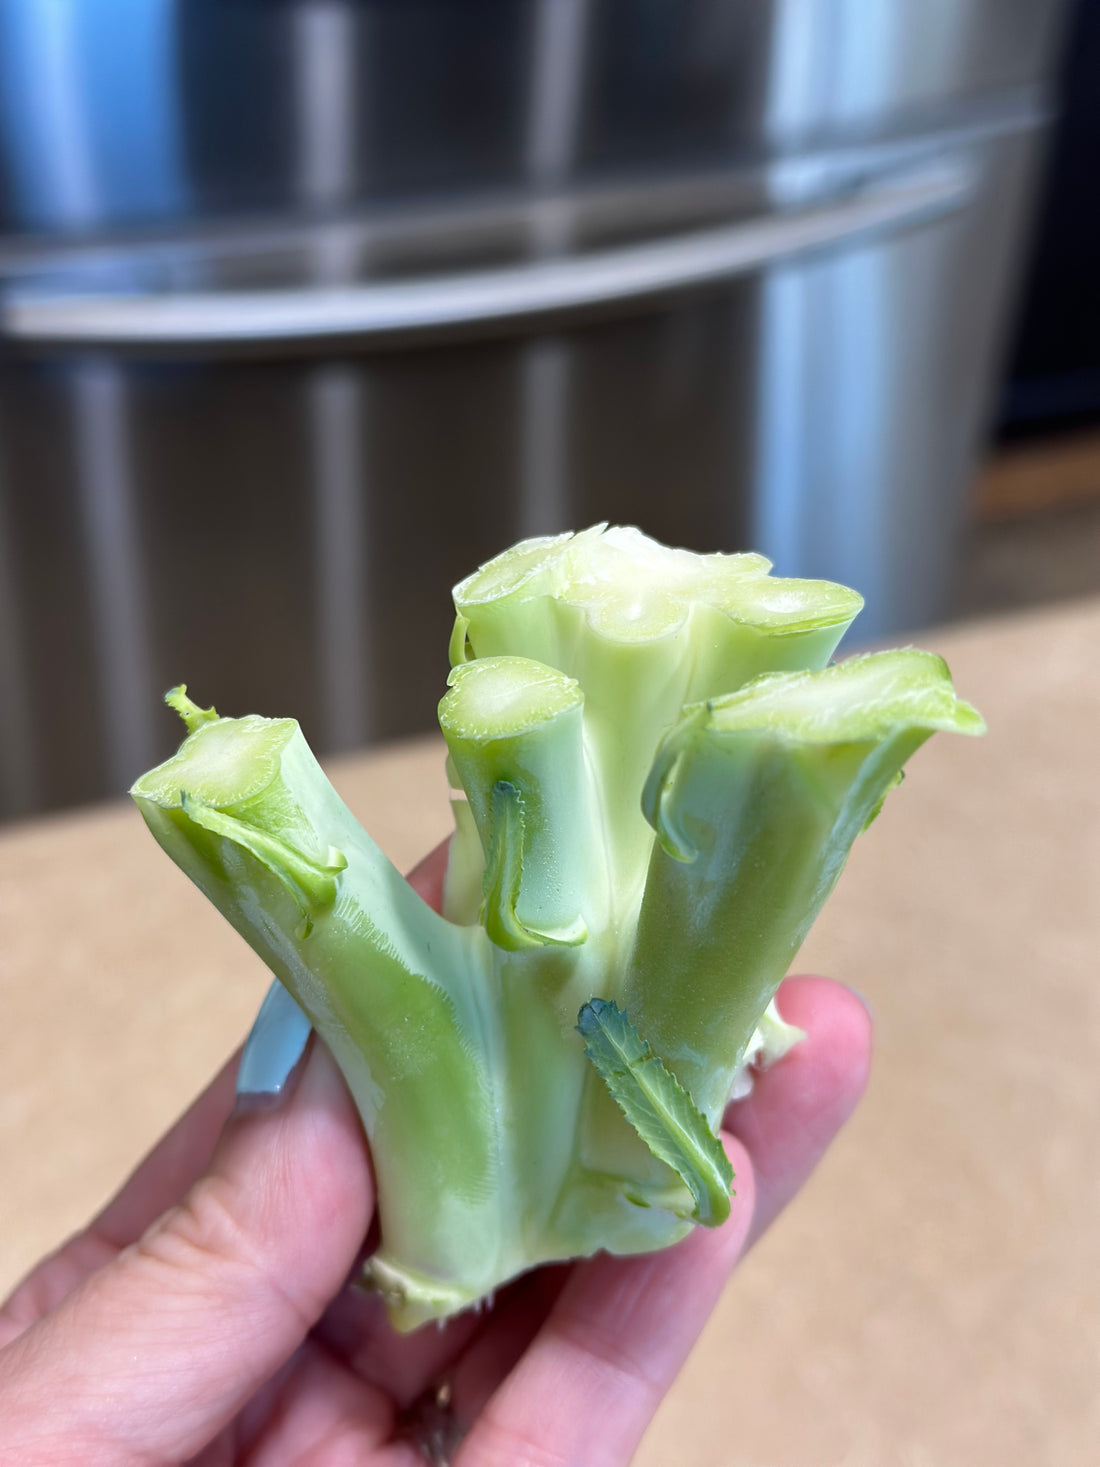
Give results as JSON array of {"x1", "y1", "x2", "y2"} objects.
[
  {"x1": 132, "y1": 703, "x2": 517, "y2": 1306},
  {"x1": 628, "y1": 649, "x2": 984, "y2": 1121},
  {"x1": 361, "y1": 1254, "x2": 496, "y2": 1335},
  {"x1": 450, "y1": 527, "x2": 866, "y2": 910},
  {"x1": 440, "y1": 655, "x2": 607, "y2": 944}
]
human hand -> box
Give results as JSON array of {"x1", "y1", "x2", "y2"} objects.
[{"x1": 0, "y1": 842, "x2": 871, "y2": 1466}]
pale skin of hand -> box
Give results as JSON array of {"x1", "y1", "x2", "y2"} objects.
[{"x1": 0, "y1": 843, "x2": 871, "y2": 1466}]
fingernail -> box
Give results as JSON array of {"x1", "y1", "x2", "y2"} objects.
[
  {"x1": 235, "y1": 980, "x2": 314, "y2": 1112},
  {"x1": 842, "y1": 982, "x2": 874, "y2": 1021}
]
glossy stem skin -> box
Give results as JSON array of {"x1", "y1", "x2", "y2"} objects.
[
  {"x1": 625, "y1": 649, "x2": 984, "y2": 1126},
  {"x1": 626, "y1": 724, "x2": 931, "y2": 1125},
  {"x1": 134, "y1": 726, "x2": 507, "y2": 1323},
  {"x1": 133, "y1": 718, "x2": 690, "y2": 1330},
  {"x1": 450, "y1": 528, "x2": 863, "y2": 907},
  {"x1": 440, "y1": 658, "x2": 605, "y2": 946},
  {"x1": 437, "y1": 659, "x2": 693, "y2": 1296}
]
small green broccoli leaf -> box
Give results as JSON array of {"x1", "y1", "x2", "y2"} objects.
[
  {"x1": 862, "y1": 767, "x2": 905, "y2": 830},
  {"x1": 480, "y1": 781, "x2": 542, "y2": 951},
  {"x1": 180, "y1": 793, "x2": 346, "y2": 937},
  {"x1": 165, "y1": 683, "x2": 219, "y2": 733},
  {"x1": 448, "y1": 612, "x2": 473, "y2": 667},
  {"x1": 481, "y1": 781, "x2": 586, "y2": 951},
  {"x1": 577, "y1": 998, "x2": 733, "y2": 1226}
]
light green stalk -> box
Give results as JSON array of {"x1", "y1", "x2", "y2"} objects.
[
  {"x1": 627, "y1": 650, "x2": 985, "y2": 1123},
  {"x1": 449, "y1": 526, "x2": 863, "y2": 906},
  {"x1": 131, "y1": 696, "x2": 506, "y2": 1322},
  {"x1": 132, "y1": 527, "x2": 983, "y2": 1330}
]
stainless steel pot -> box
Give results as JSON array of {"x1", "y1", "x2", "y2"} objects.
[{"x1": 0, "y1": 0, "x2": 1068, "y2": 816}]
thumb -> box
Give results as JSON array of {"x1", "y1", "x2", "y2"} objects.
[{"x1": 0, "y1": 1036, "x2": 373, "y2": 1466}]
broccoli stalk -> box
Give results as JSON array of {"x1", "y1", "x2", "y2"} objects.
[{"x1": 131, "y1": 526, "x2": 982, "y2": 1330}]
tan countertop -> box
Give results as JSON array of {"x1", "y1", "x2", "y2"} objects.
[{"x1": 2, "y1": 601, "x2": 1098, "y2": 1465}]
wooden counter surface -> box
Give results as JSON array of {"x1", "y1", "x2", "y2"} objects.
[{"x1": 2, "y1": 600, "x2": 1097, "y2": 1464}]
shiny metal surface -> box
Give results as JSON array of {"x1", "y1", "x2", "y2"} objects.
[
  {"x1": 0, "y1": 137, "x2": 1037, "y2": 815},
  {"x1": 0, "y1": 0, "x2": 1065, "y2": 232},
  {"x1": 2, "y1": 164, "x2": 971, "y2": 347},
  {"x1": 753, "y1": 134, "x2": 1038, "y2": 630},
  {"x1": 0, "y1": 1, "x2": 1068, "y2": 818}
]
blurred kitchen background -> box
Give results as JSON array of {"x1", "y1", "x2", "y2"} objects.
[{"x1": 0, "y1": 0, "x2": 1093, "y2": 822}]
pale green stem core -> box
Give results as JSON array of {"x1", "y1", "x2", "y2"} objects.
[{"x1": 132, "y1": 526, "x2": 983, "y2": 1330}]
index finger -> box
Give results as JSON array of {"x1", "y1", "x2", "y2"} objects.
[
  {"x1": 2, "y1": 838, "x2": 451, "y2": 1329},
  {"x1": 0, "y1": 1055, "x2": 240, "y2": 1336},
  {"x1": 724, "y1": 976, "x2": 873, "y2": 1246},
  {"x1": 454, "y1": 1136, "x2": 756, "y2": 1467},
  {"x1": 98, "y1": 838, "x2": 448, "y2": 1247}
]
